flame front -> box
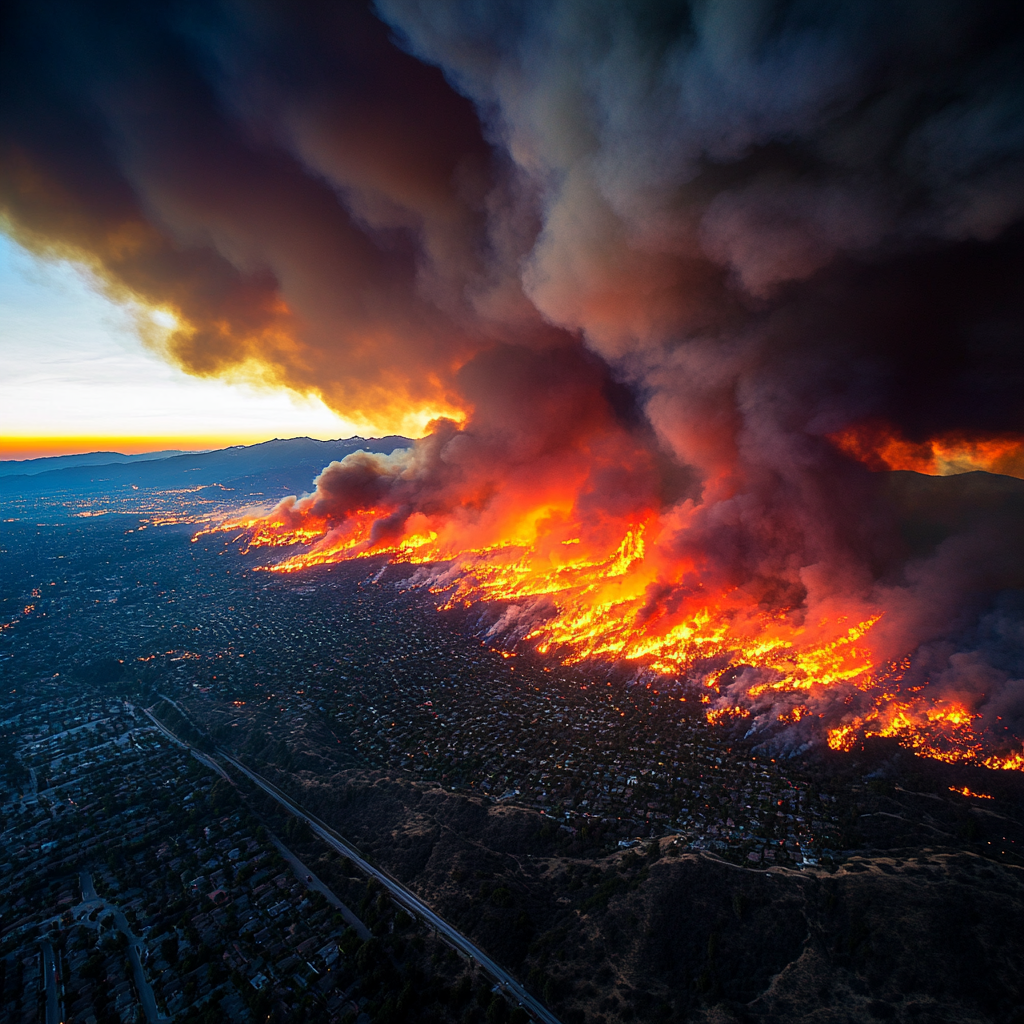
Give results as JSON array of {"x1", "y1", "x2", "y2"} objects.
[{"x1": 200, "y1": 443, "x2": 1024, "y2": 773}]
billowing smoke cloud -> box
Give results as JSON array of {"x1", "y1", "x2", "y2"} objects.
[{"x1": 4, "y1": 0, "x2": 1024, "y2": 758}]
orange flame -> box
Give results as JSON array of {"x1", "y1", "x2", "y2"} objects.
[
  {"x1": 829, "y1": 422, "x2": 1024, "y2": 479},
  {"x1": 221, "y1": 503, "x2": 883, "y2": 686},
  {"x1": 827, "y1": 697, "x2": 987, "y2": 764},
  {"x1": 983, "y1": 751, "x2": 1024, "y2": 772},
  {"x1": 949, "y1": 786, "x2": 993, "y2": 799},
  {"x1": 198, "y1": 479, "x2": 1024, "y2": 773}
]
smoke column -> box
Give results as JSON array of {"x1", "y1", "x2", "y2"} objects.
[{"x1": 4, "y1": 0, "x2": 1024, "y2": 762}]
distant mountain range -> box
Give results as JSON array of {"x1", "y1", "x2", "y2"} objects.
[
  {"x1": 0, "y1": 436, "x2": 412, "y2": 498},
  {"x1": 0, "y1": 449, "x2": 202, "y2": 477}
]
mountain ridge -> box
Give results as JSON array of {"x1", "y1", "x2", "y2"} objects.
[
  {"x1": 0, "y1": 435, "x2": 413, "y2": 498},
  {"x1": 0, "y1": 449, "x2": 204, "y2": 477}
]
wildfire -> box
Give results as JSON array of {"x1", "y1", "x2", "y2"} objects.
[
  {"x1": 949, "y1": 786, "x2": 993, "y2": 800},
  {"x1": 200, "y1": 470, "x2": 1024, "y2": 773},
  {"x1": 830, "y1": 422, "x2": 1024, "y2": 479},
  {"x1": 826, "y1": 698, "x2": 986, "y2": 764},
  {"x1": 983, "y1": 751, "x2": 1024, "y2": 772},
  {"x1": 221, "y1": 502, "x2": 883, "y2": 685}
]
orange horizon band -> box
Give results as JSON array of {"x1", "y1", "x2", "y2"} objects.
[{"x1": 0, "y1": 435, "x2": 305, "y2": 461}]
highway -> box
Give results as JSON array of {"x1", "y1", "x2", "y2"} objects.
[
  {"x1": 41, "y1": 939, "x2": 62, "y2": 1024},
  {"x1": 130, "y1": 700, "x2": 230, "y2": 781},
  {"x1": 144, "y1": 707, "x2": 562, "y2": 1024}
]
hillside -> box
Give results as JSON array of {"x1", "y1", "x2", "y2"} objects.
[{"x1": 0, "y1": 436, "x2": 413, "y2": 499}]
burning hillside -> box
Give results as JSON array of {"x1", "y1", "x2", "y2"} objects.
[{"x1": 200, "y1": 425, "x2": 1024, "y2": 771}]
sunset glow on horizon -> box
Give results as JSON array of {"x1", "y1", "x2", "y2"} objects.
[
  {"x1": 0, "y1": 233, "x2": 423, "y2": 461},
  {"x1": 0, "y1": 435, "x2": 339, "y2": 463}
]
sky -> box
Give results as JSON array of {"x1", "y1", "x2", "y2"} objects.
[{"x1": 0, "y1": 231, "x2": 365, "y2": 460}]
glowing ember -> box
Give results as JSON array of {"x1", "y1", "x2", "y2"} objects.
[{"x1": 949, "y1": 786, "x2": 993, "y2": 800}]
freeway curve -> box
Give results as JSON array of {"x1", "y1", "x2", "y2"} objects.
[{"x1": 143, "y1": 707, "x2": 562, "y2": 1024}]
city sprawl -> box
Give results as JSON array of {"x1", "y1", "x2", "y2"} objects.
[{"x1": 3, "y1": 486, "x2": 1024, "y2": 1024}]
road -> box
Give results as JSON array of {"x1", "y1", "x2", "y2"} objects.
[
  {"x1": 41, "y1": 939, "x2": 62, "y2": 1024},
  {"x1": 222, "y1": 751, "x2": 562, "y2": 1024},
  {"x1": 133, "y1": 702, "x2": 230, "y2": 780},
  {"x1": 17, "y1": 718, "x2": 108, "y2": 755},
  {"x1": 143, "y1": 706, "x2": 562, "y2": 1024},
  {"x1": 271, "y1": 837, "x2": 371, "y2": 940},
  {"x1": 80, "y1": 870, "x2": 98, "y2": 901},
  {"x1": 75, "y1": 871, "x2": 170, "y2": 1024}
]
